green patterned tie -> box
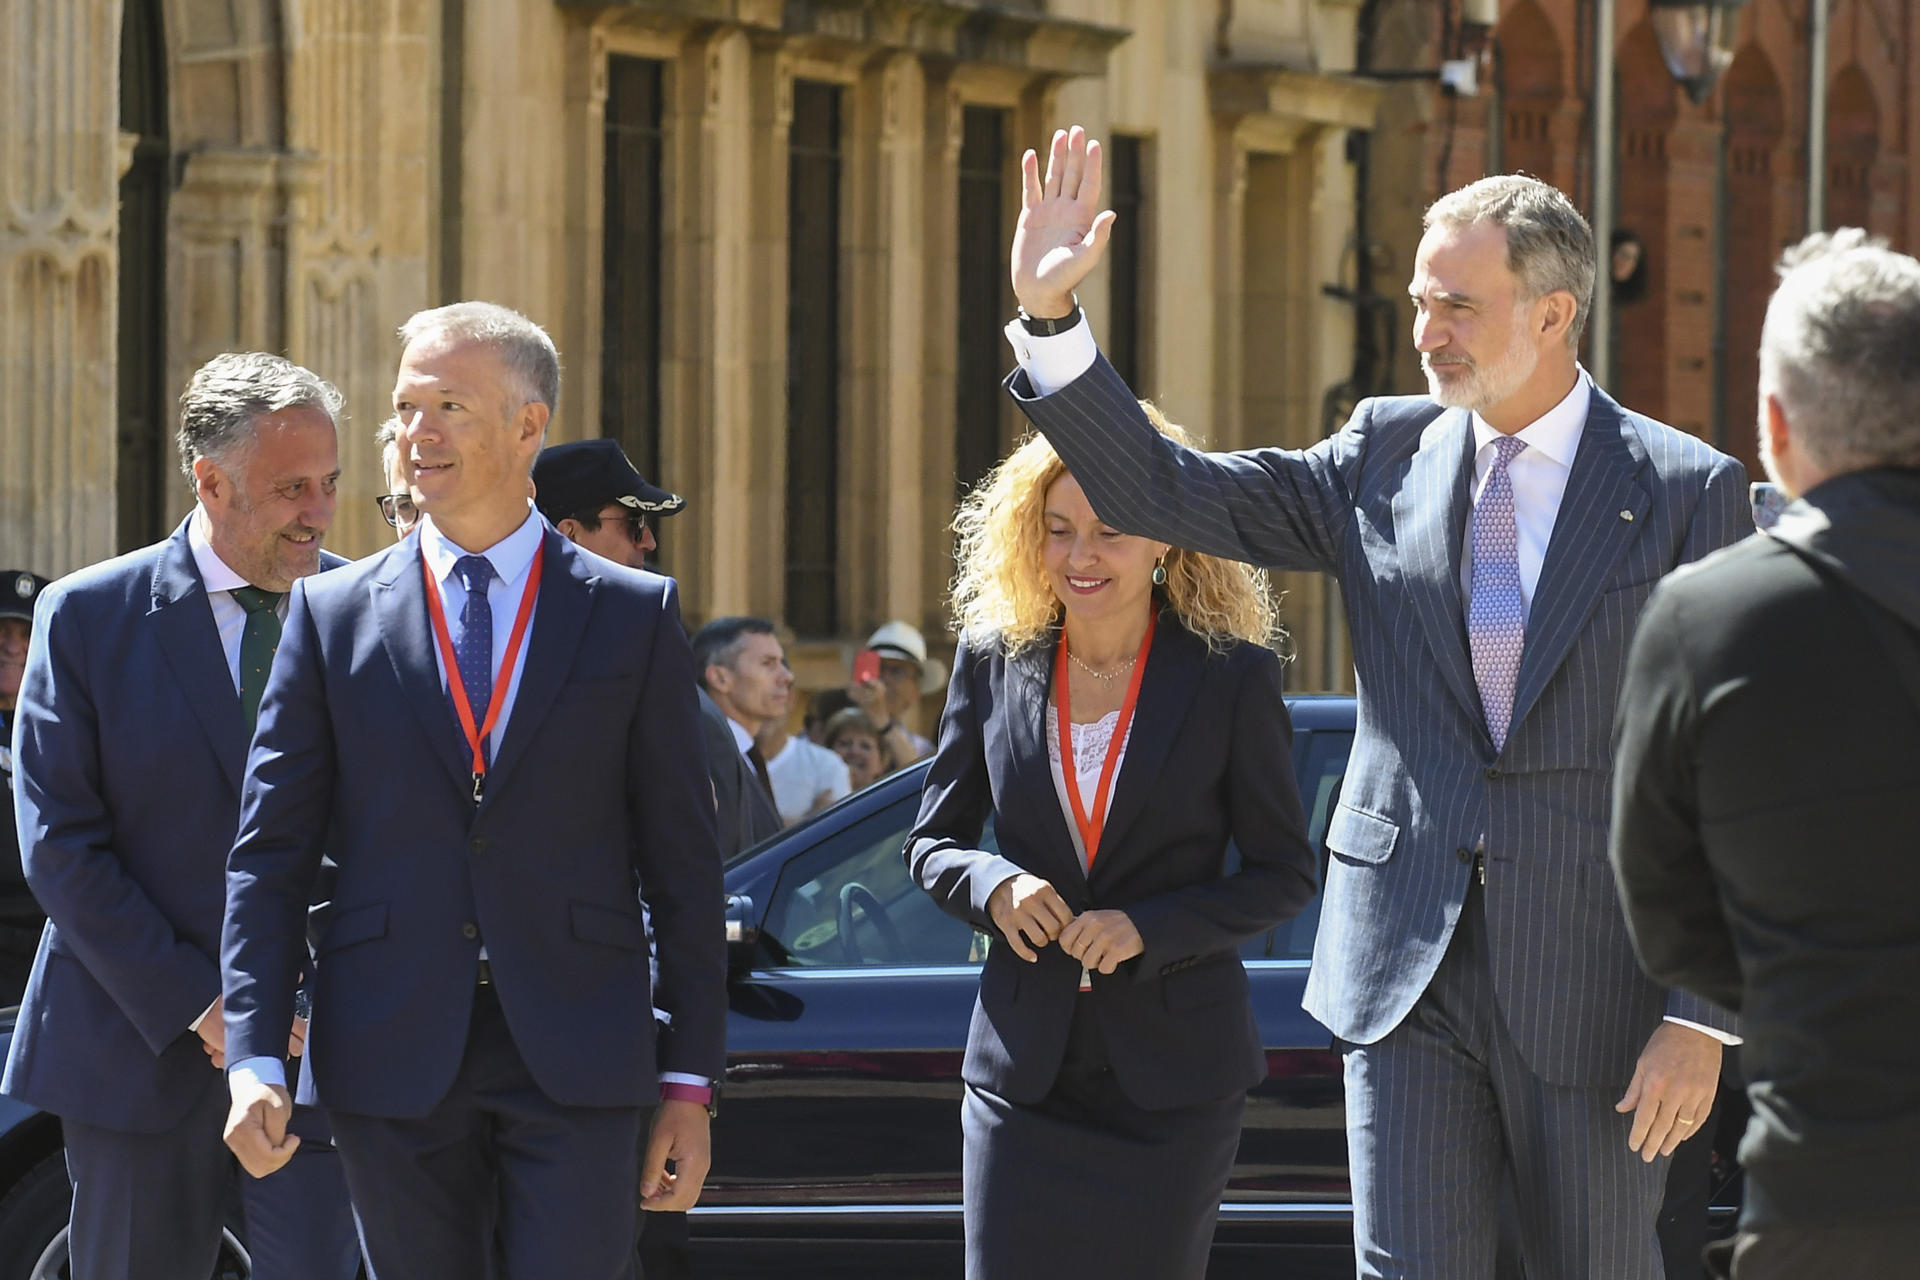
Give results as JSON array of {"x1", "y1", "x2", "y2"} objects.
[{"x1": 232, "y1": 586, "x2": 285, "y2": 733}]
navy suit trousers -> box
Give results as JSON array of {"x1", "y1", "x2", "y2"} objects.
[
  {"x1": 328, "y1": 983, "x2": 644, "y2": 1280},
  {"x1": 1343, "y1": 878, "x2": 1667, "y2": 1280}
]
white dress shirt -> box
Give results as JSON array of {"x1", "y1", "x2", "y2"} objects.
[
  {"x1": 1460, "y1": 376, "x2": 1589, "y2": 612},
  {"x1": 765, "y1": 735, "x2": 851, "y2": 824},
  {"x1": 187, "y1": 512, "x2": 287, "y2": 1036},
  {"x1": 187, "y1": 511, "x2": 289, "y2": 693},
  {"x1": 417, "y1": 506, "x2": 546, "y2": 760},
  {"x1": 1006, "y1": 319, "x2": 1738, "y2": 1047}
]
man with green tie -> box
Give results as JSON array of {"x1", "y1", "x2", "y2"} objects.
[{"x1": 2, "y1": 352, "x2": 364, "y2": 1279}]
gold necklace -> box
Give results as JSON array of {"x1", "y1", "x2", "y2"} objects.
[{"x1": 1068, "y1": 650, "x2": 1136, "y2": 682}]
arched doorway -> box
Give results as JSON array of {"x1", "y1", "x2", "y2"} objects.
[
  {"x1": 116, "y1": 0, "x2": 171, "y2": 552},
  {"x1": 1611, "y1": 20, "x2": 1680, "y2": 420},
  {"x1": 1495, "y1": 0, "x2": 1566, "y2": 188},
  {"x1": 1718, "y1": 45, "x2": 1785, "y2": 479},
  {"x1": 1825, "y1": 64, "x2": 1879, "y2": 233}
]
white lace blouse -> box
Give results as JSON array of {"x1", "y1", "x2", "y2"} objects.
[{"x1": 1044, "y1": 702, "x2": 1135, "y2": 873}]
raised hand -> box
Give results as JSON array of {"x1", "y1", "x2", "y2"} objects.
[{"x1": 1012, "y1": 125, "x2": 1118, "y2": 319}]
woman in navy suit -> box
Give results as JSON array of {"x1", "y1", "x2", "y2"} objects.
[{"x1": 907, "y1": 411, "x2": 1319, "y2": 1280}]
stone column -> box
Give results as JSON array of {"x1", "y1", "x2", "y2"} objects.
[
  {"x1": 1, "y1": 0, "x2": 121, "y2": 573},
  {"x1": 845, "y1": 53, "x2": 928, "y2": 636}
]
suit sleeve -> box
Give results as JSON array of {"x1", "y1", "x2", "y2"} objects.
[
  {"x1": 15, "y1": 585, "x2": 222, "y2": 1053},
  {"x1": 628, "y1": 580, "x2": 727, "y2": 1081},
  {"x1": 1006, "y1": 353, "x2": 1362, "y2": 574},
  {"x1": 905, "y1": 635, "x2": 1027, "y2": 933},
  {"x1": 223, "y1": 579, "x2": 337, "y2": 1066},
  {"x1": 1124, "y1": 647, "x2": 1320, "y2": 978},
  {"x1": 1679, "y1": 452, "x2": 1754, "y2": 565},
  {"x1": 1609, "y1": 583, "x2": 1745, "y2": 1015}
]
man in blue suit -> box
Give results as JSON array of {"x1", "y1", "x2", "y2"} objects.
[
  {"x1": 220, "y1": 302, "x2": 726, "y2": 1279},
  {"x1": 1001, "y1": 128, "x2": 1747, "y2": 1279},
  {"x1": 4, "y1": 352, "x2": 362, "y2": 1279}
]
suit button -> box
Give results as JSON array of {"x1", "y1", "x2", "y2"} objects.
[
  {"x1": 1485, "y1": 767, "x2": 1502, "y2": 780},
  {"x1": 1456, "y1": 847, "x2": 1473, "y2": 864},
  {"x1": 469, "y1": 837, "x2": 487, "y2": 854},
  {"x1": 460, "y1": 922, "x2": 479, "y2": 940}
]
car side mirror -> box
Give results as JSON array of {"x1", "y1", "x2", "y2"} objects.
[{"x1": 724, "y1": 893, "x2": 759, "y2": 975}]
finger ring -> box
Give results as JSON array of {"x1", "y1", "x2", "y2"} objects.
[{"x1": 1677, "y1": 1119, "x2": 1694, "y2": 1126}]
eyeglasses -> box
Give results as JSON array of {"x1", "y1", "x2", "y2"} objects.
[
  {"x1": 583, "y1": 508, "x2": 649, "y2": 545},
  {"x1": 376, "y1": 493, "x2": 418, "y2": 529}
]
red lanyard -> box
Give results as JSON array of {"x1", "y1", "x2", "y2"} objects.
[
  {"x1": 1054, "y1": 614, "x2": 1156, "y2": 867},
  {"x1": 422, "y1": 546, "x2": 544, "y2": 801}
]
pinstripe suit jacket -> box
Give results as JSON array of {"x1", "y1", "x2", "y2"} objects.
[{"x1": 1010, "y1": 356, "x2": 1747, "y2": 1088}]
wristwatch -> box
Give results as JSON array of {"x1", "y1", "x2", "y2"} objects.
[
  {"x1": 1017, "y1": 296, "x2": 1083, "y2": 337},
  {"x1": 659, "y1": 1079, "x2": 721, "y2": 1118}
]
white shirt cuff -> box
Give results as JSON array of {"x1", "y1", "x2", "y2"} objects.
[
  {"x1": 1663, "y1": 1015, "x2": 1742, "y2": 1046},
  {"x1": 229, "y1": 1056, "x2": 288, "y2": 1092},
  {"x1": 1003, "y1": 314, "x2": 1099, "y2": 397},
  {"x1": 659, "y1": 1071, "x2": 710, "y2": 1088},
  {"x1": 190, "y1": 998, "x2": 219, "y2": 1033}
]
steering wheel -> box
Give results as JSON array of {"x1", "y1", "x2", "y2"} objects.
[{"x1": 836, "y1": 882, "x2": 906, "y2": 965}]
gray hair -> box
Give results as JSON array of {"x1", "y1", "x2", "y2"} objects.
[
  {"x1": 1760, "y1": 229, "x2": 1920, "y2": 473},
  {"x1": 397, "y1": 301, "x2": 562, "y2": 416},
  {"x1": 1424, "y1": 175, "x2": 1597, "y2": 351},
  {"x1": 374, "y1": 414, "x2": 402, "y2": 475},
  {"x1": 177, "y1": 352, "x2": 344, "y2": 486},
  {"x1": 690, "y1": 616, "x2": 777, "y2": 690}
]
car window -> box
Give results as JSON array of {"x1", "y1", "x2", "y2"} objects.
[
  {"x1": 758, "y1": 726, "x2": 1353, "y2": 970},
  {"x1": 760, "y1": 796, "x2": 996, "y2": 968},
  {"x1": 1239, "y1": 728, "x2": 1353, "y2": 961}
]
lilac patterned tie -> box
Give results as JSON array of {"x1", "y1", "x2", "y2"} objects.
[
  {"x1": 1469, "y1": 436, "x2": 1528, "y2": 751},
  {"x1": 452, "y1": 554, "x2": 496, "y2": 765}
]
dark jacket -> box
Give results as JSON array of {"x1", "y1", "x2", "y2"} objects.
[
  {"x1": 906, "y1": 615, "x2": 1318, "y2": 1111},
  {"x1": 699, "y1": 689, "x2": 781, "y2": 858},
  {"x1": 221, "y1": 528, "x2": 725, "y2": 1118},
  {"x1": 1611, "y1": 466, "x2": 1920, "y2": 1228}
]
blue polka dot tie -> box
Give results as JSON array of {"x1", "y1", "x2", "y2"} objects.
[
  {"x1": 1469, "y1": 436, "x2": 1528, "y2": 752},
  {"x1": 452, "y1": 555, "x2": 496, "y2": 765}
]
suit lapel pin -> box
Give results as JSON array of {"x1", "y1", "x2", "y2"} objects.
[{"x1": 1620, "y1": 510, "x2": 1634, "y2": 521}]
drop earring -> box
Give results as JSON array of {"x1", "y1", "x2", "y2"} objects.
[{"x1": 1151, "y1": 558, "x2": 1167, "y2": 586}]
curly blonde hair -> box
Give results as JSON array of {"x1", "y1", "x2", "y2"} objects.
[{"x1": 950, "y1": 405, "x2": 1283, "y2": 657}]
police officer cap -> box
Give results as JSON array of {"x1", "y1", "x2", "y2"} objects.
[
  {"x1": 0, "y1": 571, "x2": 51, "y2": 624},
  {"x1": 531, "y1": 439, "x2": 686, "y2": 526}
]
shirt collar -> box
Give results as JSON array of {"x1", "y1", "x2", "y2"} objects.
[
  {"x1": 419, "y1": 504, "x2": 545, "y2": 587},
  {"x1": 186, "y1": 507, "x2": 253, "y2": 595},
  {"x1": 1470, "y1": 368, "x2": 1592, "y2": 469},
  {"x1": 727, "y1": 716, "x2": 755, "y2": 755}
]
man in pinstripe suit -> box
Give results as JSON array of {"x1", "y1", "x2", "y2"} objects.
[{"x1": 999, "y1": 127, "x2": 1748, "y2": 1279}]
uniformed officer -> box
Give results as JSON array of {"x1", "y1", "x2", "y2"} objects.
[{"x1": 0, "y1": 569, "x2": 51, "y2": 1007}]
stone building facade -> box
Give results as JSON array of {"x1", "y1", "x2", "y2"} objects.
[
  {"x1": 1360, "y1": 0, "x2": 1917, "y2": 485},
  {"x1": 4, "y1": 0, "x2": 1379, "y2": 692}
]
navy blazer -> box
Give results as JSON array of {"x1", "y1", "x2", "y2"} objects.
[
  {"x1": 3, "y1": 521, "x2": 345, "y2": 1133},
  {"x1": 1015, "y1": 356, "x2": 1749, "y2": 1087},
  {"x1": 221, "y1": 527, "x2": 726, "y2": 1120},
  {"x1": 907, "y1": 616, "x2": 1318, "y2": 1111}
]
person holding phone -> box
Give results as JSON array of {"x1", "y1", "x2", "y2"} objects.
[
  {"x1": 906, "y1": 412, "x2": 1319, "y2": 1280},
  {"x1": 848, "y1": 621, "x2": 942, "y2": 763}
]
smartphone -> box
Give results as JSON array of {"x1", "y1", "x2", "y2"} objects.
[
  {"x1": 1750, "y1": 481, "x2": 1789, "y2": 532},
  {"x1": 852, "y1": 649, "x2": 882, "y2": 685}
]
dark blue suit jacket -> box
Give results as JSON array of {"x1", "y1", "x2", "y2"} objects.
[
  {"x1": 906, "y1": 616, "x2": 1318, "y2": 1110},
  {"x1": 221, "y1": 527, "x2": 726, "y2": 1119},
  {"x1": 2, "y1": 521, "x2": 345, "y2": 1133}
]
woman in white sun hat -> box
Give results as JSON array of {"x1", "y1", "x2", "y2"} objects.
[{"x1": 850, "y1": 619, "x2": 947, "y2": 764}]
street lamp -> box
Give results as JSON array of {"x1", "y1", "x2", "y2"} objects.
[{"x1": 1648, "y1": 0, "x2": 1750, "y2": 104}]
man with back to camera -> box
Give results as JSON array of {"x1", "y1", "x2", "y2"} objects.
[
  {"x1": 219, "y1": 302, "x2": 726, "y2": 1279},
  {"x1": 1002, "y1": 126, "x2": 1748, "y2": 1279},
  {"x1": 532, "y1": 437, "x2": 685, "y2": 570},
  {"x1": 1611, "y1": 231, "x2": 1920, "y2": 1279},
  {"x1": 3, "y1": 353, "x2": 362, "y2": 1280}
]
